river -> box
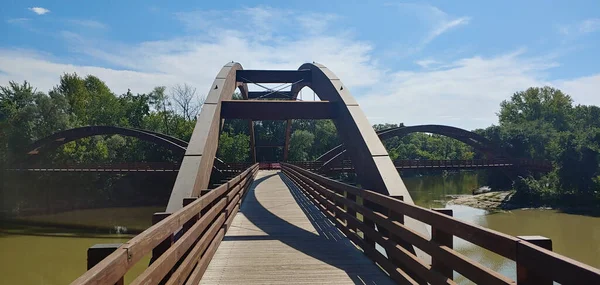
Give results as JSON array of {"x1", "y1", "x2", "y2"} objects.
[{"x1": 1, "y1": 172, "x2": 599, "y2": 284}]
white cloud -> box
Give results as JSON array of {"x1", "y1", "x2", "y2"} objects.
[
  {"x1": 360, "y1": 50, "x2": 559, "y2": 129},
  {"x1": 579, "y1": 18, "x2": 600, "y2": 34},
  {"x1": 415, "y1": 58, "x2": 440, "y2": 68},
  {"x1": 1, "y1": 6, "x2": 599, "y2": 131},
  {"x1": 555, "y1": 74, "x2": 600, "y2": 106},
  {"x1": 388, "y1": 3, "x2": 470, "y2": 46},
  {"x1": 6, "y1": 18, "x2": 30, "y2": 24},
  {"x1": 67, "y1": 19, "x2": 107, "y2": 29},
  {"x1": 424, "y1": 17, "x2": 470, "y2": 44},
  {"x1": 558, "y1": 18, "x2": 600, "y2": 36},
  {"x1": 29, "y1": 7, "x2": 50, "y2": 15}
]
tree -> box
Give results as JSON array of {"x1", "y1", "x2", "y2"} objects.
[
  {"x1": 149, "y1": 86, "x2": 171, "y2": 134},
  {"x1": 171, "y1": 83, "x2": 203, "y2": 121},
  {"x1": 288, "y1": 130, "x2": 315, "y2": 161},
  {"x1": 499, "y1": 87, "x2": 573, "y2": 131},
  {"x1": 217, "y1": 132, "x2": 250, "y2": 162}
]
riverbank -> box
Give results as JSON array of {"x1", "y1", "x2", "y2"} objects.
[
  {"x1": 448, "y1": 191, "x2": 600, "y2": 216},
  {"x1": 447, "y1": 191, "x2": 522, "y2": 211}
]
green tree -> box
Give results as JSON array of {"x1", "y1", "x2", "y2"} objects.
[
  {"x1": 288, "y1": 130, "x2": 315, "y2": 161},
  {"x1": 217, "y1": 132, "x2": 250, "y2": 162}
]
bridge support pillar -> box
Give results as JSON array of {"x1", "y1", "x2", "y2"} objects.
[
  {"x1": 431, "y1": 208, "x2": 454, "y2": 279},
  {"x1": 517, "y1": 235, "x2": 553, "y2": 285},
  {"x1": 87, "y1": 244, "x2": 124, "y2": 285}
]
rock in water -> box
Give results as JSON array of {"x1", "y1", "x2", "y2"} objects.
[{"x1": 473, "y1": 186, "x2": 492, "y2": 195}]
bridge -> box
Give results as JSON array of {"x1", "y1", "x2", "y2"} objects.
[{"x1": 18, "y1": 62, "x2": 598, "y2": 284}]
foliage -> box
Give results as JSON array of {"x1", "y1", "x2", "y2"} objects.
[
  {"x1": 482, "y1": 87, "x2": 600, "y2": 207},
  {"x1": 288, "y1": 130, "x2": 315, "y2": 161},
  {"x1": 217, "y1": 132, "x2": 250, "y2": 162}
]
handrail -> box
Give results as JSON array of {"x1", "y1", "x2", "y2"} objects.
[
  {"x1": 281, "y1": 163, "x2": 600, "y2": 285},
  {"x1": 71, "y1": 163, "x2": 258, "y2": 285}
]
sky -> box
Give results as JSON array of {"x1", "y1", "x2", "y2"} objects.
[{"x1": 1, "y1": 0, "x2": 599, "y2": 130}]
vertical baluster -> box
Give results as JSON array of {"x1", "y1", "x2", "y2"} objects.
[{"x1": 431, "y1": 208, "x2": 454, "y2": 280}]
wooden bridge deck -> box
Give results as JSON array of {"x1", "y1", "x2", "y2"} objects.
[{"x1": 200, "y1": 170, "x2": 394, "y2": 284}]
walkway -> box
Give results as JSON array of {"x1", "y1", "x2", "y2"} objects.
[{"x1": 200, "y1": 170, "x2": 394, "y2": 284}]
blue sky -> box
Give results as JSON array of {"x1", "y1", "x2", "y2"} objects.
[{"x1": 1, "y1": 1, "x2": 599, "y2": 130}]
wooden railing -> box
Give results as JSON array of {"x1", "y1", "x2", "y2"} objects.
[
  {"x1": 71, "y1": 163, "x2": 258, "y2": 285},
  {"x1": 281, "y1": 163, "x2": 600, "y2": 285}
]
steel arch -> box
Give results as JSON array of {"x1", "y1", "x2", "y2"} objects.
[
  {"x1": 318, "y1": 124, "x2": 508, "y2": 170},
  {"x1": 25, "y1": 126, "x2": 188, "y2": 158}
]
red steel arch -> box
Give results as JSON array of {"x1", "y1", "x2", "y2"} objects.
[
  {"x1": 25, "y1": 126, "x2": 188, "y2": 158},
  {"x1": 317, "y1": 124, "x2": 508, "y2": 170}
]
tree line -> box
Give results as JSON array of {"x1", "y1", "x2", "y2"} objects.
[{"x1": 1, "y1": 74, "x2": 598, "y2": 215}]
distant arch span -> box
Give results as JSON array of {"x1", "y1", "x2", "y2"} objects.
[
  {"x1": 25, "y1": 126, "x2": 188, "y2": 158},
  {"x1": 318, "y1": 124, "x2": 507, "y2": 169}
]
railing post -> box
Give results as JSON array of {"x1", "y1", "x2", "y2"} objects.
[
  {"x1": 150, "y1": 212, "x2": 173, "y2": 265},
  {"x1": 87, "y1": 244, "x2": 124, "y2": 285},
  {"x1": 431, "y1": 208, "x2": 453, "y2": 280},
  {"x1": 183, "y1": 197, "x2": 199, "y2": 233},
  {"x1": 517, "y1": 236, "x2": 553, "y2": 285}
]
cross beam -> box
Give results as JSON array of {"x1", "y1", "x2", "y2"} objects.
[
  {"x1": 220, "y1": 100, "x2": 337, "y2": 120},
  {"x1": 236, "y1": 70, "x2": 311, "y2": 83}
]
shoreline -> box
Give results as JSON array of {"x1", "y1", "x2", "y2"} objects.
[
  {"x1": 446, "y1": 191, "x2": 523, "y2": 211},
  {"x1": 447, "y1": 191, "x2": 600, "y2": 216}
]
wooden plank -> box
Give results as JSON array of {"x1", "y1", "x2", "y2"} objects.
[{"x1": 200, "y1": 170, "x2": 394, "y2": 284}]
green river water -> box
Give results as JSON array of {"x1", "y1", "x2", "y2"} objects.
[{"x1": 1, "y1": 172, "x2": 599, "y2": 284}]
